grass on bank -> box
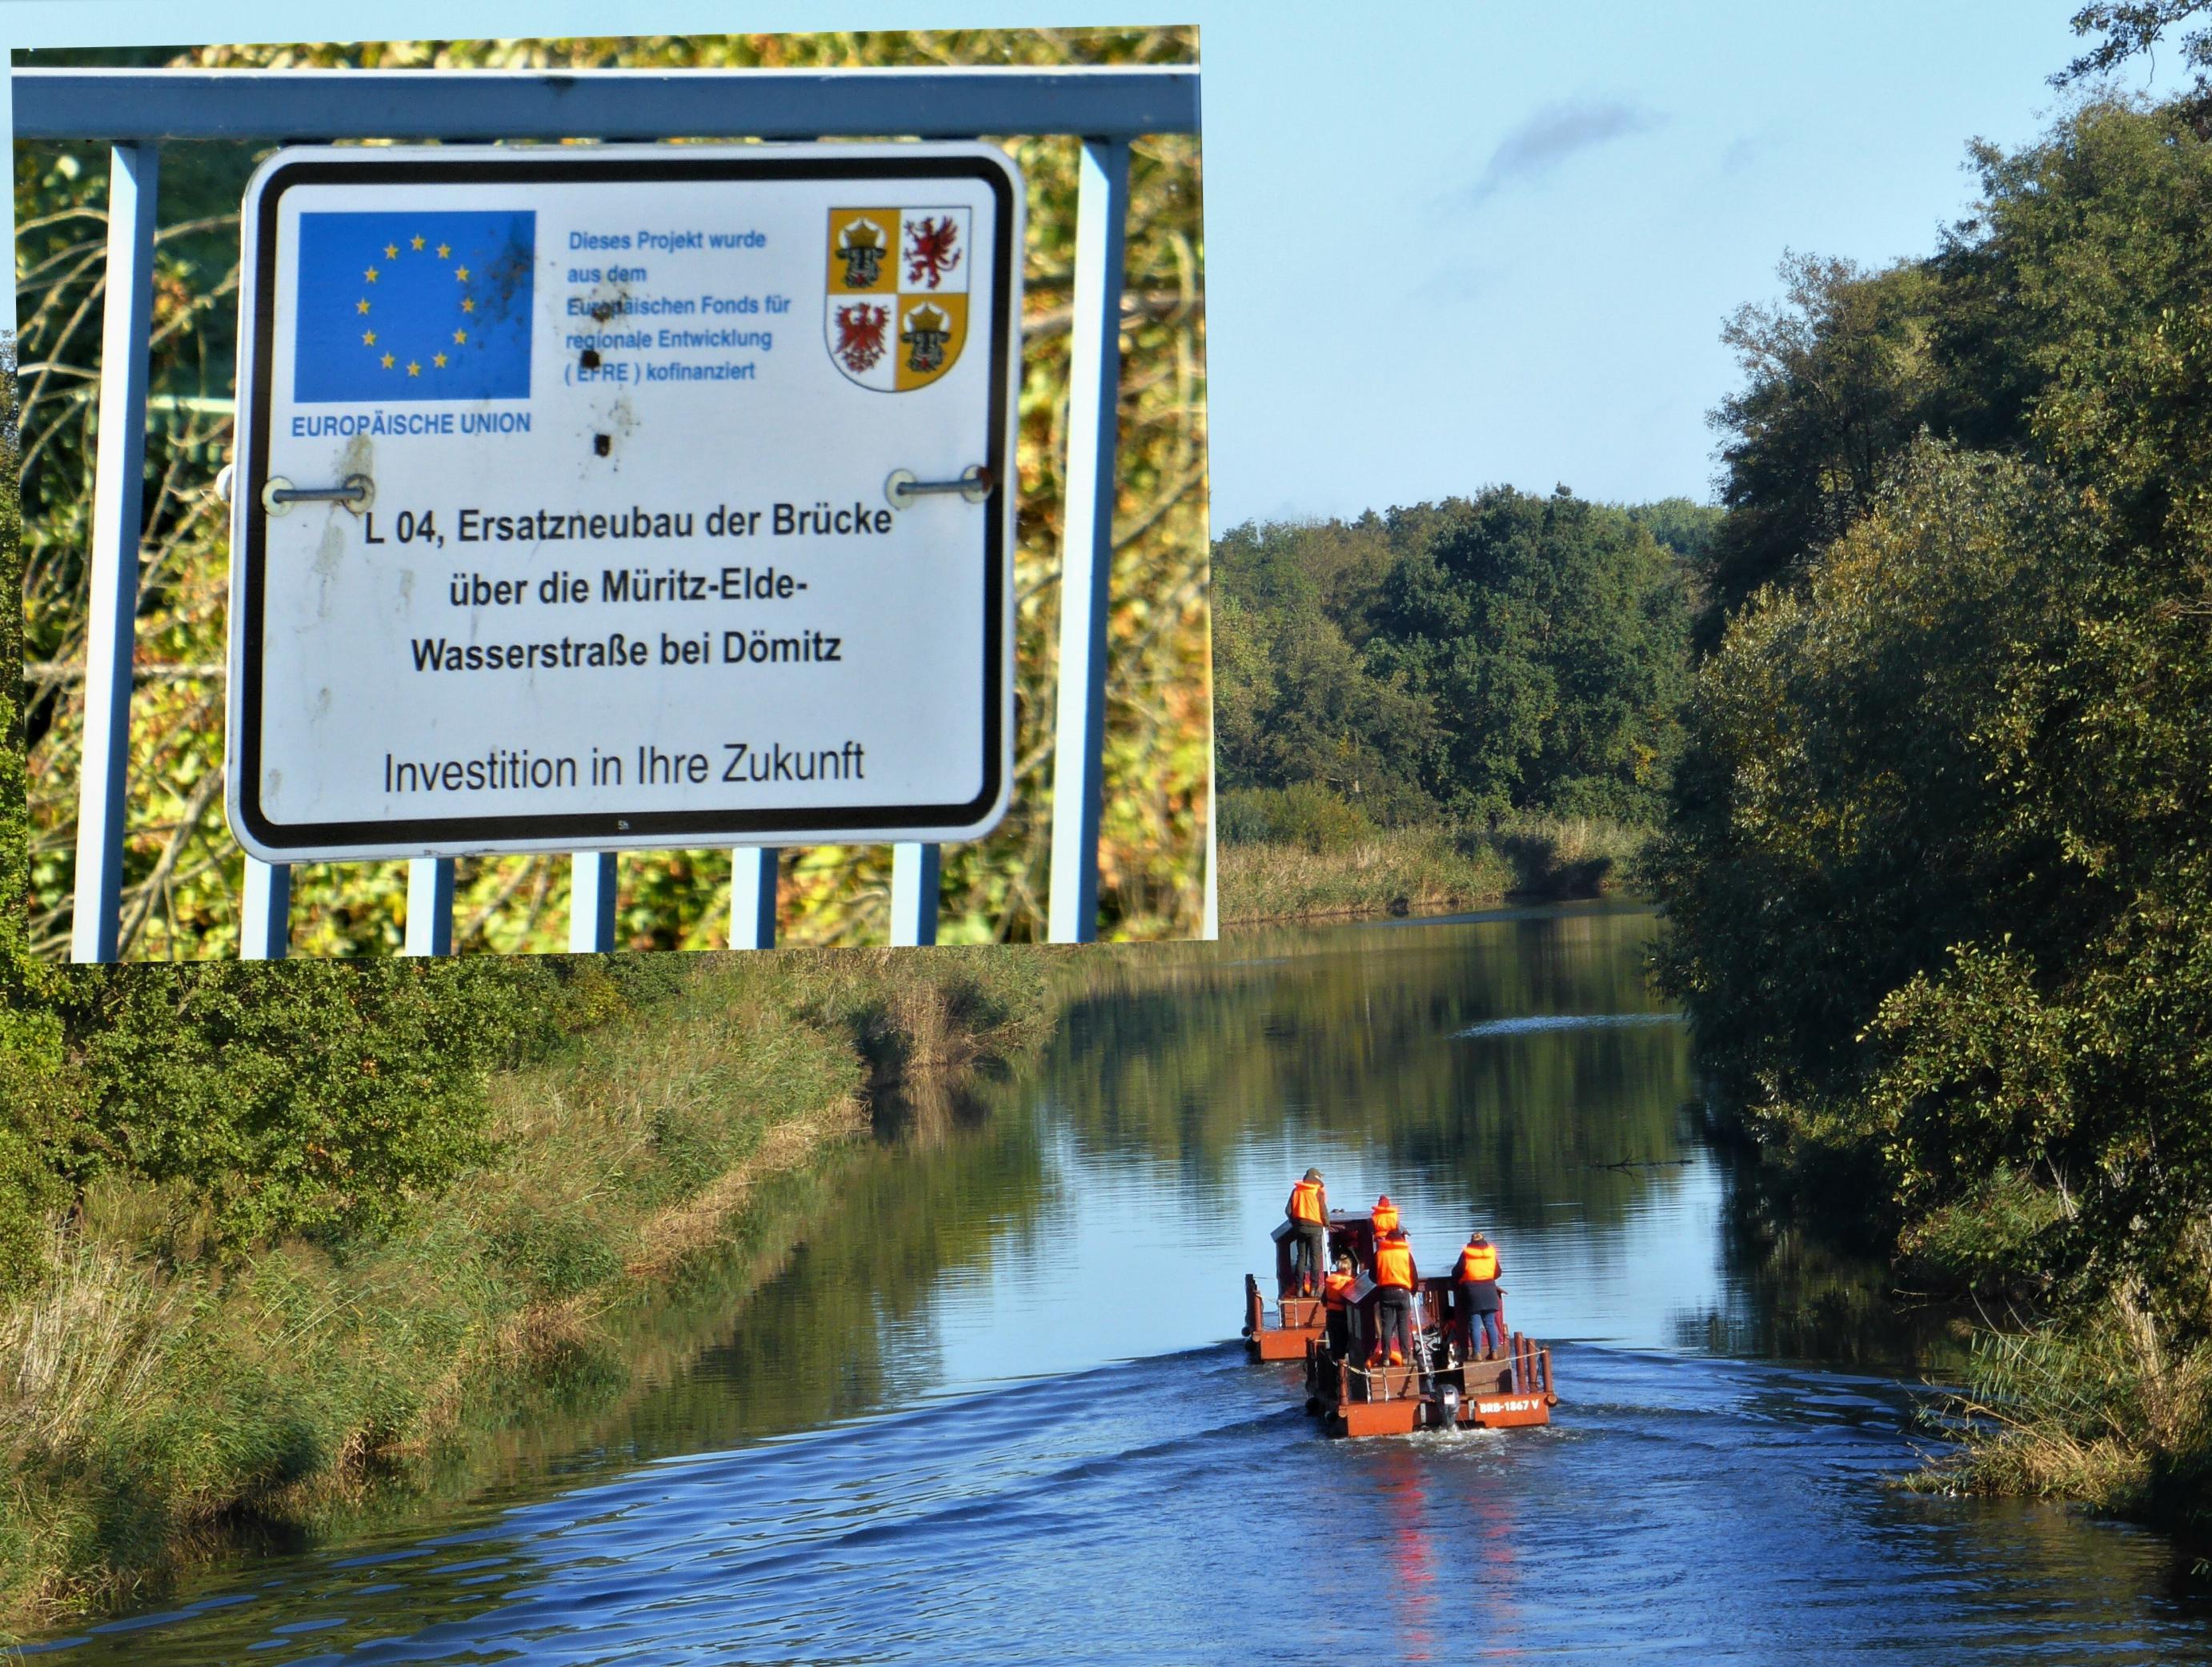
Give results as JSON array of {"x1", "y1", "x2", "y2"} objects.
[
  {"x1": 1217, "y1": 788, "x2": 1653, "y2": 925},
  {"x1": 0, "y1": 947, "x2": 1054, "y2": 1635},
  {"x1": 1907, "y1": 1284, "x2": 2212, "y2": 1529},
  {"x1": 1220, "y1": 827, "x2": 1514, "y2": 924}
]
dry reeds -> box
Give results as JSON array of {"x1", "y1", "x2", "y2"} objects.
[
  {"x1": 1219, "y1": 815, "x2": 1655, "y2": 924},
  {"x1": 1913, "y1": 1283, "x2": 2212, "y2": 1513},
  {"x1": 0, "y1": 1226, "x2": 181, "y2": 1464}
]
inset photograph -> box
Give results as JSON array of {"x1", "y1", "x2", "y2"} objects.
[{"x1": 14, "y1": 29, "x2": 1208, "y2": 960}]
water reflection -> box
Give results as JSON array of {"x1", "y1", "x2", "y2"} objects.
[{"x1": 23, "y1": 905, "x2": 2210, "y2": 1663}]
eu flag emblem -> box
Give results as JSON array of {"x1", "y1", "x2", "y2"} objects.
[{"x1": 293, "y1": 210, "x2": 535, "y2": 403}]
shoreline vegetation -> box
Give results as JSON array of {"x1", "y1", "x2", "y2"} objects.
[
  {"x1": 1207, "y1": 456, "x2": 1700, "y2": 935},
  {"x1": 1218, "y1": 815, "x2": 1650, "y2": 926},
  {"x1": 1648, "y1": 78, "x2": 2212, "y2": 1533},
  {"x1": 0, "y1": 948, "x2": 1058, "y2": 1639}
]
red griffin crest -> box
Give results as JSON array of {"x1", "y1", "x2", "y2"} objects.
[
  {"x1": 904, "y1": 217, "x2": 963, "y2": 289},
  {"x1": 833, "y1": 303, "x2": 890, "y2": 372}
]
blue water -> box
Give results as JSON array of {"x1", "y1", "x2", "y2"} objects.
[{"x1": 22, "y1": 908, "x2": 2212, "y2": 1664}]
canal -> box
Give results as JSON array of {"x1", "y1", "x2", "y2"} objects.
[{"x1": 26, "y1": 903, "x2": 2212, "y2": 1663}]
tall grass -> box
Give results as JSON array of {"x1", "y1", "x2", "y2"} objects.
[
  {"x1": 1220, "y1": 827, "x2": 1513, "y2": 924},
  {"x1": 1218, "y1": 815, "x2": 1653, "y2": 925},
  {"x1": 1487, "y1": 814, "x2": 1651, "y2": 900},
  {"x1": 0, "y1": 946, "x2": 1055, "y2": 1635},
  {"x1": 1912, "y1": 1285, "x2": 2212, "y2": 1525}
]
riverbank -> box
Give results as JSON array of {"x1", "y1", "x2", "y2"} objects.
[
  {"x1": 1898, "y1": 1288, "x2": 2212, "y2": 1534},
  {"x1": 1218, "y1": 816, "x2": 1650, "y2": 925},
  {"x1": 0, "y1": 947, "x2": 1057, "y2": 1637}
]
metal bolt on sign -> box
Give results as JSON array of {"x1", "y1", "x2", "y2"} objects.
[
  {"x1": 259, "y1": 473, "x2": 374, "y2": 515},
  {"x1": 884, "y1": 464, "x2": 993, "y2": 508}
]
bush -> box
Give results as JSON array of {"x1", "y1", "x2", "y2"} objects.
[
  {"x1": 1217, "y1": 784, "x2": 1376, "y2": 853},
  {"x1": 15, "y1": 955, "x2": 689, "y2": 1258}
]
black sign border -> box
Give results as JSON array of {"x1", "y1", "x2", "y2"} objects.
[{"x1": 234, "y1": 149, "x2": 1016, "y2": 857}]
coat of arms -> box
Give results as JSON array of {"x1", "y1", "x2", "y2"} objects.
[{"x1": 825, "y1": 206, "x2": 972, "y2": 391}]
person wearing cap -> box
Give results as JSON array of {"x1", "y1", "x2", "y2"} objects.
[
  {"x1": 1369, "y1": 1193, "x2": 1401, "y2": 1249},
  {"x1": 1320, "y1": 1251, "x2": 1359, "y2": 1359},
  {"x1": 1370, "y1": 1226, "x2": 1419, "y2": 1368},
  {"x1": 1284, "y1": 1167, "x2": 1329, "y2": 1296},
  {"x1": 1455, "y1": 1229, "x2": 1505, "y2": 1360}
]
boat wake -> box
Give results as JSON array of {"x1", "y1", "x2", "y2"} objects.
[{"x1": 1452, "y1": 1012, "x2": 1681, "y2": 1039}]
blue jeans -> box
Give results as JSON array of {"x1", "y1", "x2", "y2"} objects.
[
  {"x1": 1287, "y1": 1223, "x2": 1325, "y2": 1291},
  {"x1": 1464, "y1": 1303, "x2": 1503, "y2": 1355}
]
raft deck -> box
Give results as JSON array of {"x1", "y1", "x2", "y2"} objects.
[{"x1": 1244, "y1": 1244, "x2": 1559, "y2": 1437}]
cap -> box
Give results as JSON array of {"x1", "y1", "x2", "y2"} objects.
[{"x1": 1304, "y1": 1167, "x2": 1324, "y2": 1182}]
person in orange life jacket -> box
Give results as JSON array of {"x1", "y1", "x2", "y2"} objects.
[
  {"x1": 1320, "y1": 1252, "x2": 1359, "y2": 1359},
  {"x1": 1370, "y1": 1228, "x2": 1419, "y2": 1367},
  {"x1": 1456, "y1": 1230, "x2": 1505, "y2": 1360},
  {"x1": 1284, "y1": 1168, "x2": 1328, "y2": 1296},
  {"x1": 1368, "y1": 1193, "x2": 1400, "y2": 1262}
]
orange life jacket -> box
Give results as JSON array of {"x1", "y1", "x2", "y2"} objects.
[
  {"x1": 1288, "y1": 1180, "x2": 1324, "y2": 1224},
  {"x1": 1371, "y1": 1197, "x2": 1401, "y2": 1236},
  {"x1": 1374, "y1": 1240, "x2": 1415, "y2": 1290},
  {"x1": 1457, "y1": 1242, "x2": 1499, "y2": 1282},
  {"x1": 1322, "y1": 1271, "x2": 1356, "y2": 1310}
]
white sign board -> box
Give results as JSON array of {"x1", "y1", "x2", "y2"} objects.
[{"x1": 226, "y1": 144, "x2": 1021, "y2": 862}]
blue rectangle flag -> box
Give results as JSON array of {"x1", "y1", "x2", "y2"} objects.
[{"x1": 293, "y1": 210, "x2": 535, "y2": 403}]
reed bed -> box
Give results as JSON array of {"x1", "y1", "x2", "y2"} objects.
[{"x1": 1219, "y1": 816, "x2": 1652, "y2": 925}]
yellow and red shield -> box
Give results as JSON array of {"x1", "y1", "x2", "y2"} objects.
[{"x1": 825, "y1": 206, "x2": 972, "y2": 391}]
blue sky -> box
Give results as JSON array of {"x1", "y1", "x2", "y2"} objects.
[{"x1": 5, "y1": 2, "x2": 2186, "y2": 527}]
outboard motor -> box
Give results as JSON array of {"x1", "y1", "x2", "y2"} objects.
[{"x1": 1433, "y1": 1384, "x2": 1460, "y2": 1429}]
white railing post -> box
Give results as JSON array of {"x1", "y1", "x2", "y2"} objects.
[
  {"x1": 731, "y1": 847, "x2": 779, "y2": 950},
  {"x1": 403, "y1": 856, "x2": 454, "y2": 956},
  {"x1": 889, "y1": 841, "x2": 940, "y2": 946},
  {"x1": 239, "y1": 858, "x2": 290, "y2": 959},
  {"x1": 569, "y1": 852, "x2": 617, "y2": 953},
  {"x1": 70, "y1": 142, "x2": 159, "y2": 963},
  {"x1": 1047, "y1": 137, "x2": 1130, "y2": 945}
]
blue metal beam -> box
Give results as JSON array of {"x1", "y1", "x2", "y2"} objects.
[
  {"x1": 403, "y1": 857, "x2": 455, "y2": 956},
  {"x1": 1047, "y1": 138, "x2": 1132, "y2": 945},
  {"x1": 12, "y1": 67, "x2": 1200, "y2": 143},
  {"x1": 69, "y1": 142, "x2": 158, "y2": 964},
  {"x1": 570, "y1": 852, "x2": 619, "y2": 954},
  {"x1": 239, "y1": 858, "x2": 291, "y2": 959}
]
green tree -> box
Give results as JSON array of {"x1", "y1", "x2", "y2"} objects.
[
  {"x1": 1699, "y1": 254, "x2": 1954, "y2": 651},
  {"x1": 1210, "y1": 519, "x2": 1437, "y2": 823},
  {"x1": 1366, "y1": 487, "x2": 1691, "y2": 821},
  {"x1": 0, "y1": 344, "x2": 81, "y2": 1292},
  {"x1": 1658, "y1": 96, "x2": 2212, "y2": 1334},
  {"x1": 2059, "y1": 2, "x2": 2212, "y2": 104}
]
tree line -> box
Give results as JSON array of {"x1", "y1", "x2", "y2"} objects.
[
  {"x1": 1212, "y1": 491, "x2": 1714, "y2": 837},
  {"x1": 1650, "y1": 25, "x2": 2212, "y2": 1515}
]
